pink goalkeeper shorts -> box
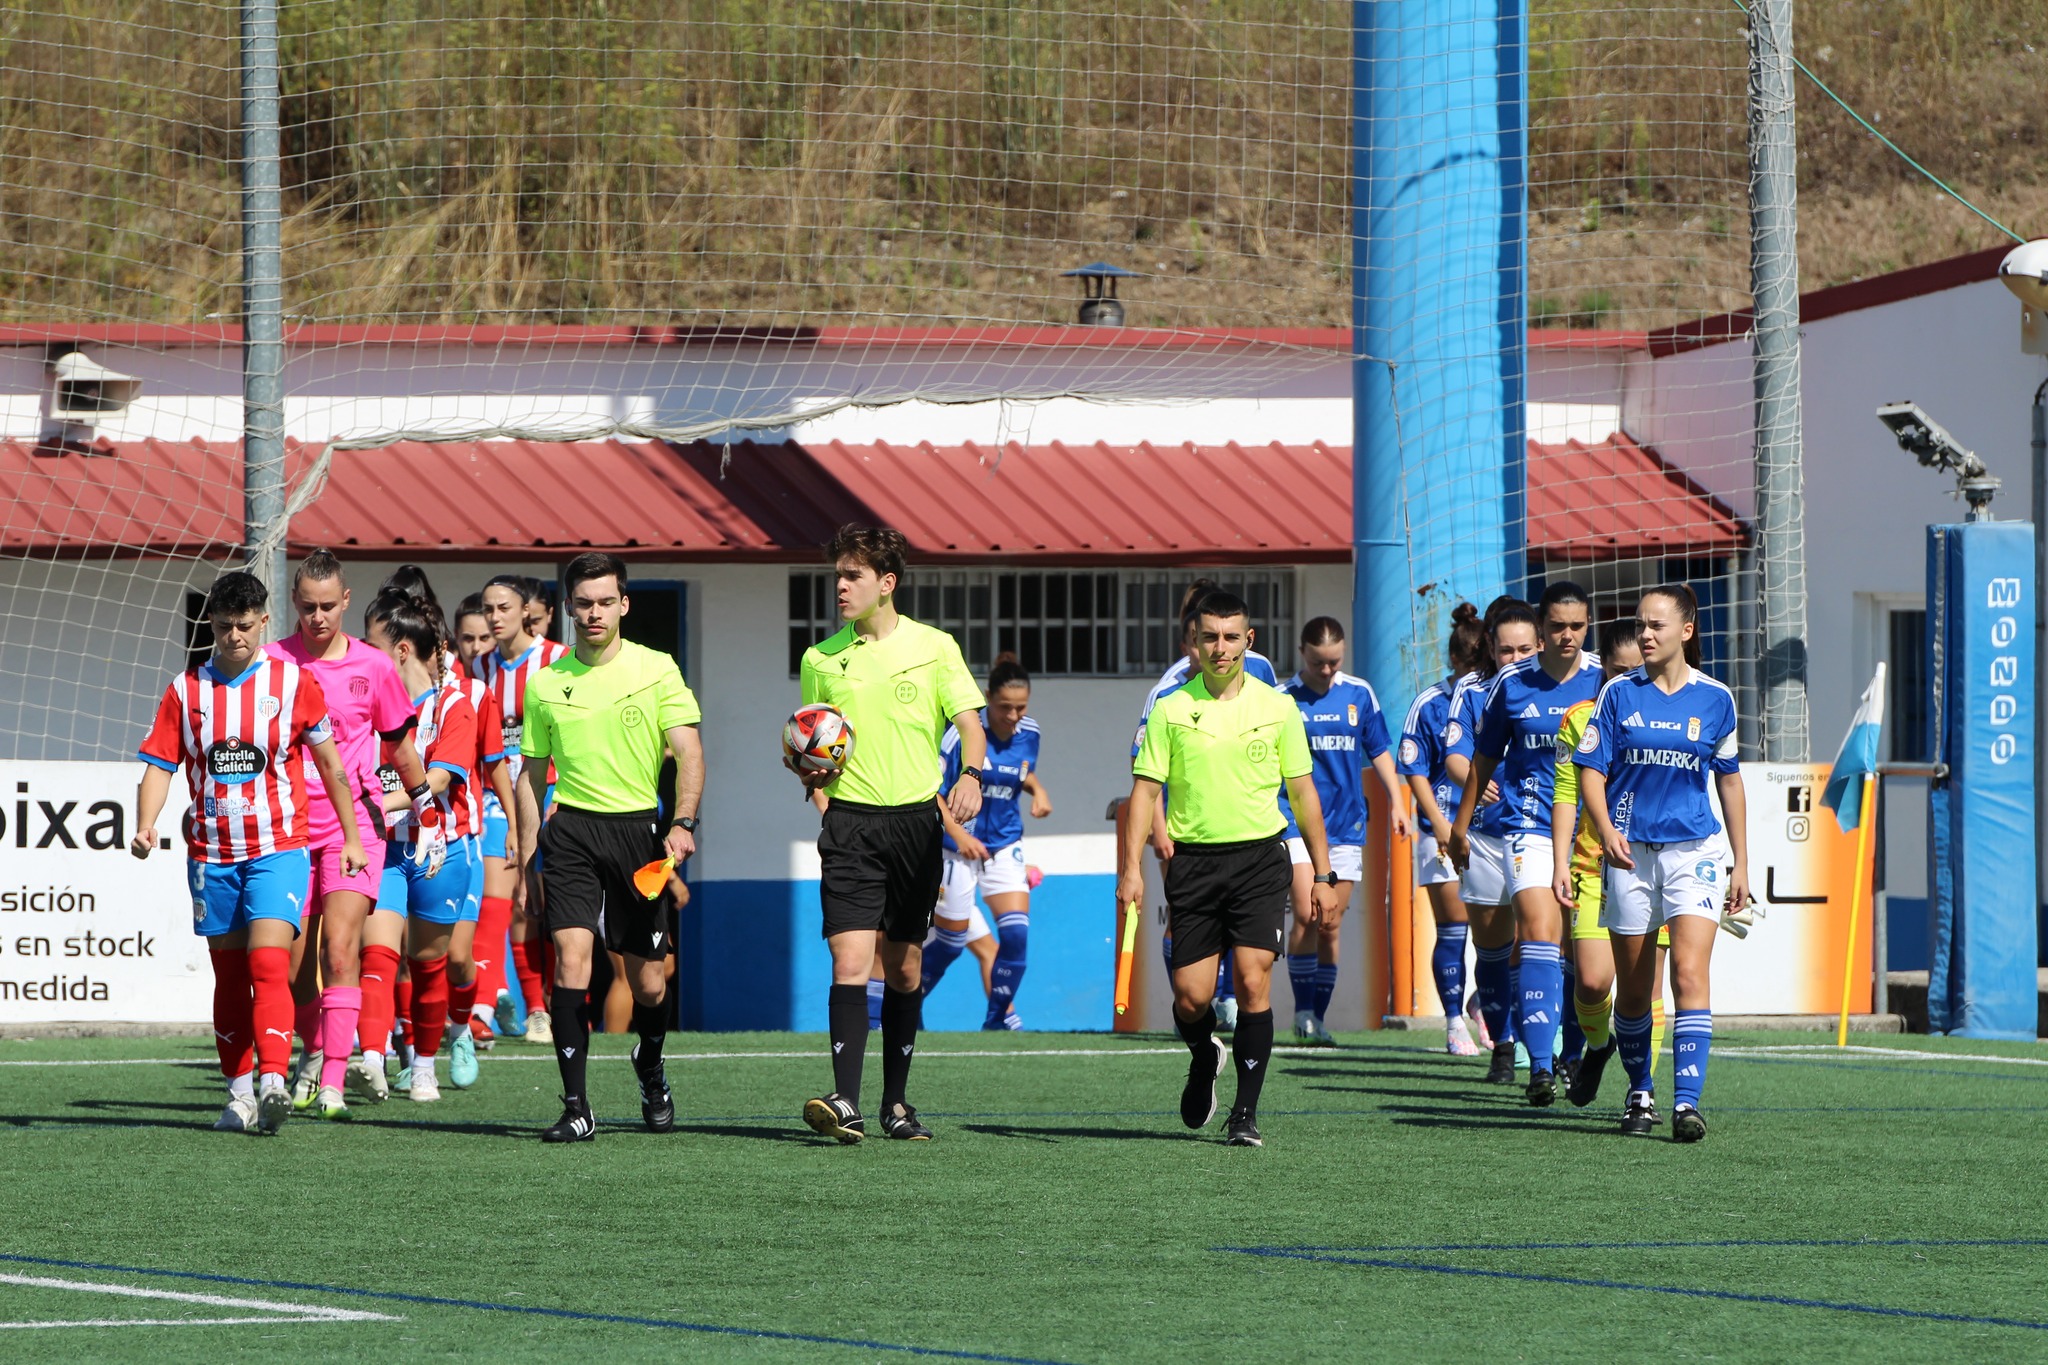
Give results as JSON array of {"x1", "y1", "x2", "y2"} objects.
[{"x1": 304, "y1": 836, "x2": 387, "y2": 916}]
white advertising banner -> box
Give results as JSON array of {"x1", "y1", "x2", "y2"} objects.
[{"x1": 0, "y1": 760, "x2": 210, "y2": 1023}]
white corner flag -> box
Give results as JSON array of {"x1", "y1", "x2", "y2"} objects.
[{"x1": 1821, "y1": 663, "x2": 1887, "y2": 833}]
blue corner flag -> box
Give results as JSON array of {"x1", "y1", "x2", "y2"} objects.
[{"x1": 1821, "y1": 663, "x2": 1887, "y2": 833}]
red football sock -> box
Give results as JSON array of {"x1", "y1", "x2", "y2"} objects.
[
  {"x1": 359, "y1": 944, "x2": 402, "y2": 1057},
  {"x1": 247, "y1": 946, "x2": 294, "y2": 1077},
  {"x1": 395, "y1": 976, "x2": 415, "y2": 1052},
  {"x1": 293, "y1": 996, "x2": 320, "y2": 1051},
  {"x1": 510, "y1": 937, "x2": 545, "y2": 1014},
  {"x1": 450, "y1": 969, "x2": 480, "y2": 1034},
  {"x1": 474, "y1": 895, "x2": 513, "y2": 1012},
  {"x1": 409, "y1": 955, "x2": 450, "y2": 1058},
  {"x1": 208, "y1": 948, "x2": 255, "y2": 1079}
]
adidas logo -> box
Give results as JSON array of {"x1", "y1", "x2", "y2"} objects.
[
  {"x1": 1524, "y1": 1011, "x2": 1551, "y2": 1025},
  {"x1": 1624, "y1": 711, "x2": 1645, "y2": 727},
  {"x1": 1678, "y1": 1064, "x2": 1700, "y2": 1077},
  {"x1": 1518, "y1": 702, "x2": 1541, "y2": 719}
]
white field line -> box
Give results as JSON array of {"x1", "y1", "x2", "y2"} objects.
[
  {"x1": 0, "y1": 1272, "x2": 401, "y2": 1326},
  {"x1": 0, "y1": 1316, "x2": 364, "y2": 1329},
  {"x1": 1720, "y1": 1044, "x2": 2048, "y2": 1068},
  {"x1": 0, "y1": 1045, "x2": 1340, "y2": 1068}
]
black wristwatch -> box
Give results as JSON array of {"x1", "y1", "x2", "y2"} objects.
[
  {"x1": 958, "y1": 767, "x2": 983, "y2": 785},
  {"x1": 670, "y1": 815, "x2": 699, "y2": 834},
  {"x1": 1313, "y1": 871, "x2": 1339, "y2": 887}
]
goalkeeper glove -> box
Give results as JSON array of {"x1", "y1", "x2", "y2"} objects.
[
  {"x1": 408, "y1": 791, "x2": 447, "y2": 878},
  {"x1": 1719, "y1": 895, "x2": 1762, "y2": 940}
]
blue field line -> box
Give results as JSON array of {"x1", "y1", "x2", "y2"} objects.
[
  {"x1": 1716, "y1": 1056, "x2": 2048, "y2": 1083},
  {"x1": 0, "y1": 1253, "x2": 1074, "y2": 1363},
  {"x1": 1213, "y1": 1246, "x2": 2048, "y2": 1332},
  {"x1": 1226, "y1": 1235, "x2": 2048, "y2": 1255}
]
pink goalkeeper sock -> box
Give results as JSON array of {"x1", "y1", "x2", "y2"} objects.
[{"x1": 319, "y1": 986, "x2": 362, "y2": 1090}]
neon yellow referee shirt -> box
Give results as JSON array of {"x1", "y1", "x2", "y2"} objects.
[
  {"x1": 1133, "y1": 672, "x2": 1310, "y2": 844},
  {"x1": 523, "y1": 638, "x2": 701, "y2": 813},
  {"x1": 800, "y1": 617, "x2": 982, "y2": 807}
]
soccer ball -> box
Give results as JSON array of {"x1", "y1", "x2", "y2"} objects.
[{"x1": 783, "y1": 703, "x2": 854, "y2": 774}]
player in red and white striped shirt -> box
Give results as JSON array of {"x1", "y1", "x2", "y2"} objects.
[
  {"x1": 475, "y1": 574, "x2": 568, "y2": 1045},
  {"x1": 133, "y1": 570, "x2": 367, "y2": 1135}
]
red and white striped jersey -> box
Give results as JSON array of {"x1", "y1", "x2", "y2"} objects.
[
  {"x1": 384, "y1": 682, "x2": 481, "y2": 841},
  {"x1": 474, "y1": 638, "x2": 567, "y2": 780},
  {"x1": 139, "y1": 657, "x2": 333, "y2": 865}
]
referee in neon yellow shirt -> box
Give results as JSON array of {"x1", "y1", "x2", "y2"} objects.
[
  {"x1": 518, "y1": 552, "x2": 704, "y2": 1144},
  {"x1": 792, "y1": 525, "x2": 985, "y2": 1144},
  {"x1": 1117, "y1": 590, "x2": 1339, "y2": 1147}
]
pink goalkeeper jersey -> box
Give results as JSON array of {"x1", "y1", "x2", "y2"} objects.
[{"x1": 267, "y1": 633, "x2": 417, "y2": 848}]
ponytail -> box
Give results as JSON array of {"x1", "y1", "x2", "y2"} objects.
[
  {"x1": 1446, "y1": 601, "x2": 1485, "y2": 677},
  {"x1": 1643, "y1": 583, "x2": 1704, "y2": 669},
  {"x1": 366, "y1": 589, "x2": 446, "y2": 684},
  {"x1": 987, "y1": 651, "x2": 1030, "y2": 695}
]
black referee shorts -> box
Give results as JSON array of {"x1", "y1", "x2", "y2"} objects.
[
  {"x1": 818, "y1": 800, "x2": 942, "y2": 943},
  {"x1": 1164, "y1": 836, "x2": 1291, "y2": 969},
  {"x1": 538, "y1": 805, "x2": 675, "y2": 959}
]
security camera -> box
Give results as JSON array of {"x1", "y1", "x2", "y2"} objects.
[
  {"x1": 1997, "y1": 239, "x2": 2048, "y2": 355},
  {"x1": 1875, "y1": 400, "x2": 2000, "y2": 518},
  {"x1": 47, "y1": 348, "x2": 144, "y2": 422}
]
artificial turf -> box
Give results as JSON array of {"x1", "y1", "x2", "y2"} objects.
[{"x1": 2, "y1": 1028, "x2": 2046, "y2": 1361}]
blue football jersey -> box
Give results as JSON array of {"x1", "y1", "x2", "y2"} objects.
[
  {"x1": 1399, "y1": 677, "x2": 1461, "y2": 823},
  {"x1": 1445, "y1": 671, "x2": 1509, "y2": 837},
  {"x1": 1575, "y1": 666, "x2": 1740, "y2": 845},
  {"x1": 941, "y1": 711, "x2": 1041, "y2": 852},
  {"x1": 1473, "y1": 654, "x2": 1604, "y2": 833},
  {"x1": 1277, "y1": 672, "x2": 1391, "y2": 845}
]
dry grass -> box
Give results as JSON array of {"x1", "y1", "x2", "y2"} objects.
[{"x1": 0, "y1": 0, "x2": 2040, "y2": 333}]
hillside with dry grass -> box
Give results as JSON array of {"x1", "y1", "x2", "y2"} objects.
[{"x1": 0, "y1": 0, "x2": 2041, "y2": 333}]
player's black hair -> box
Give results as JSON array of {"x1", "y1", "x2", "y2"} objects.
[
  {"x1": 1537, "y1": 579, "x2": 1591, "y2": 621},
  {"x1": 1447, "y1": 601, "x2": 1486, "y2": 676},
  {"x1": 1195, "y1": 588, "x2": 1251, "y2": 626},
  {"x1": 562, "y1": 553, "x2": 627, "y2": 596},
  {"x1": 365, "y1": 589, "x2": 445, "y2": 678},
  {"x1": 291, "y1": 548, "x2": 345, "y2": 593},
  {"x1": 1597, "y1": 615, "x2": 1642, "y2": 662},
  {"x1": 1176, "y1": 577, "x2": 1220, "y2": 632},
  {"x1": 1300, "y1": 615, "x2": 1345, "y2": 648},
  {"x1": 988, "y1": 652, "x2": 1031, "y2": 694},
  {"x1": 827, "y1": 524, "x2": 909, "y2": 588},
  {"x1": 1481, "y1": 594, "x2": 1526, "y2": 630},
  {"x1": 1482, "y1": 600, "x2": 1538, "y2": 678},
  {"x1": 204, "y1": 570, "x2": 268, "y2": 617},
  {"x1": 379, "y1": 564, "x2": 440, "y2": 612},
  {"x1": 1641, "y1": 582, "x2": 1704, "y2": 669},
  {"x1": 481, "y1": 573, "x2": 535, "y2": 604},
  {"x1": 454, "y1": 591, "x2": 486, "y2": 624}
]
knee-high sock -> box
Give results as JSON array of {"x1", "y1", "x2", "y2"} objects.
[
  {"x1": 318, "y1": 985, "x2": 362, "y2": 1090},
  {"x1": 1176, "y1": 1002, "x2": 1217, "y2": 1058},
  {"x1": 293, "y1": 996, "x2": 320, "y2": 1055},
  {"x1": 1615, "y1": 1009, "x2": 1655, "y2": 1094},
  {"x1": 550, "y1": 984, "x2": 591, "y2": 1103},
  {"x1": 1672, "y1": 1009, "x2": 1711, "y2": 1109},
  {"x1": 1473, "y1": 943, "x2": 1513, "y2": 1044},
  {"x1": 921, "y1": 925, "x2": 969, "y2": 996},
  {"x1": 880, "y1": 986, "x2": 921, "y2": 1110},
  {"x1": 1311, "y1": 961, "x2": 1338, "y2": 1022},
  {"x1": 1231, "y1": 1009, "x2": 1275, "y2": 1116},
  {"x1": 510, "y1": 936, "x2": 545, "y2": 1015},
  {"x1": 247, "y1": 946, "x2": 294, "y2": 1078},
  {"x1": 1651, "y1": 997, "x2": 1667, "y2": 1060},
  {"x1": 632, "y1": 996, "x2": 669, "y2": 1069},
  {"x1": 1503, "y1": 956, "x2": 1521, "y2": 1043},
  {"x1": 394, "y1": 976, "x2": 415, "y2": 1052},
  {"x1": 1286, "y1": 953, "x2": 1317, "y2": 1013},
  {"x1": 865, "y1": 978, "x2": 885, "y2": 1030},
  {"x1": 473, "y1": 895, "x2": 512, "y2": 1012},
  {"x1": 985, "y1": 913, "x2": 1029, "y2": 1026},
  {"x1": 1576, "y1": 984, "x2": 1614, "y2": 1050},
  {"x1": 1432, "y1": 923, "x2": 1468, "y2": 1019},
  {"x1": 1517, "y1": 941, "x2": 1563, "y2": 1070},
  {"x1": 209, "y1": 948, "x2": 255, "y2": 1080},
  {"x1": 409, "y1": 955, "x2": 450, "y2": 1058},
  {"x1": 357, "y1": 943, "x2": 401, "y2": 1059},
  {"x1": 827, "y1": 982, "x2": 868, "y2": 1108},
  {"x1": 1559, "y1": 956, "x2": 1585, "y2": 1064},
  {"x1": 449, "y1": 967, "x2": 479, "y2": 1034}
]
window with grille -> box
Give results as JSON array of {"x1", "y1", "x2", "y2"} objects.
[{"x1": 787, "y1": 569, "x2": 1297, "y2": 678}]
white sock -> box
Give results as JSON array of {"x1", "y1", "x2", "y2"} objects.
[
  {"x1": 363, "y1": 1049, "x2": 384, "y2": 1070},
  {"x1": 228, "y1": 1072, "x2": 255, "y2": 1100}
]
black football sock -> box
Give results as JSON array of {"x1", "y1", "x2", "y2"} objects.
[
  {"x1": 1231, "y1": 1008, "x2": 1275, "y2": 1116},
  {"x1": 880, "y1": 986, "x2": 922, "y2": 1111},
  {"x1": 550, "y1": 985, "x2": 591, "y2": 1105},
  {"x1": 1176, "y1": 1002, "x2": 1217, "y2": 1057},
  {"x1": 828, "y1": 983, "x2": 869, "y2": 1110},
  {"x1": 631, "y1": 996, "x2": 670, "y2": 1071}
]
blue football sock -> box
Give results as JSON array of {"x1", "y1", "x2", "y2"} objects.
[
  {"x1": 920, "y1": 925, "x2": 969, "y2": 997},
  {"x1": 865, "y1": 978, "x2": 885, "y2": 1031},
  {"x1": 1311, "y1": 962, "x2": 1338, "y2": 1021},
  {"x1": 985, "y1": 913, "x2": 1029, "y2": 1027},
  {"x1": 1614, "y1": 1009, "x2": 1654, "y2": 1094},
  {"x1": 1560, "y1": 956, "x2": 1586, "y2": 1065},
  {"x1": 1473, "y1": 943, "x2": 1513, "y2": 1045},
  {"x1": 1503, "y1": 958, "x2": 1520, "y2": 1043},
  {"x1": 1517, "y1": 941, "x2": 1563, "y2": 1071},
  {"x1": 1216, "y1": 954, "x2": 1236, "y2": 1004},
  {"x1": 1432, "y1": 923, "x2": 1468, "y2": 1020},
  {"x1": 1672, "y1": 1009, "x2": 1712, "y2": 1110},
  {"x1": 1286, "y1": 953, "x2": 1317, "y2": 1013},
  {"x1": 1160, "y1": 934, "x2": 1174, "y2": 972}
]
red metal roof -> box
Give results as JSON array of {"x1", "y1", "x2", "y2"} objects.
[
  {"x1": 1528, "y1": 434, "x2": 1748, "y2": 561},
  {"x1": 3, "y1": 434, "x2": 1743, "y2": 564}
]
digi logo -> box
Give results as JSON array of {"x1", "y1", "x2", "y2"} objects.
[{"x1": 1988, "y1": 578, "x2": 2023, "y2": 609}]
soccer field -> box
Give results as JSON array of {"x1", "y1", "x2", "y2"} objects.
[{"x1": 2, "y1": 1030, "x2": 2046, "y2": 1361}]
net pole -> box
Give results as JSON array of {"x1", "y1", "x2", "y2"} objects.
[
  {"x1": 1748, "y1": 0, "x2": 1810, "y2": 760},
  {"x1": 239, "y1": 0, "x2": 287, "y2": 613}
]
